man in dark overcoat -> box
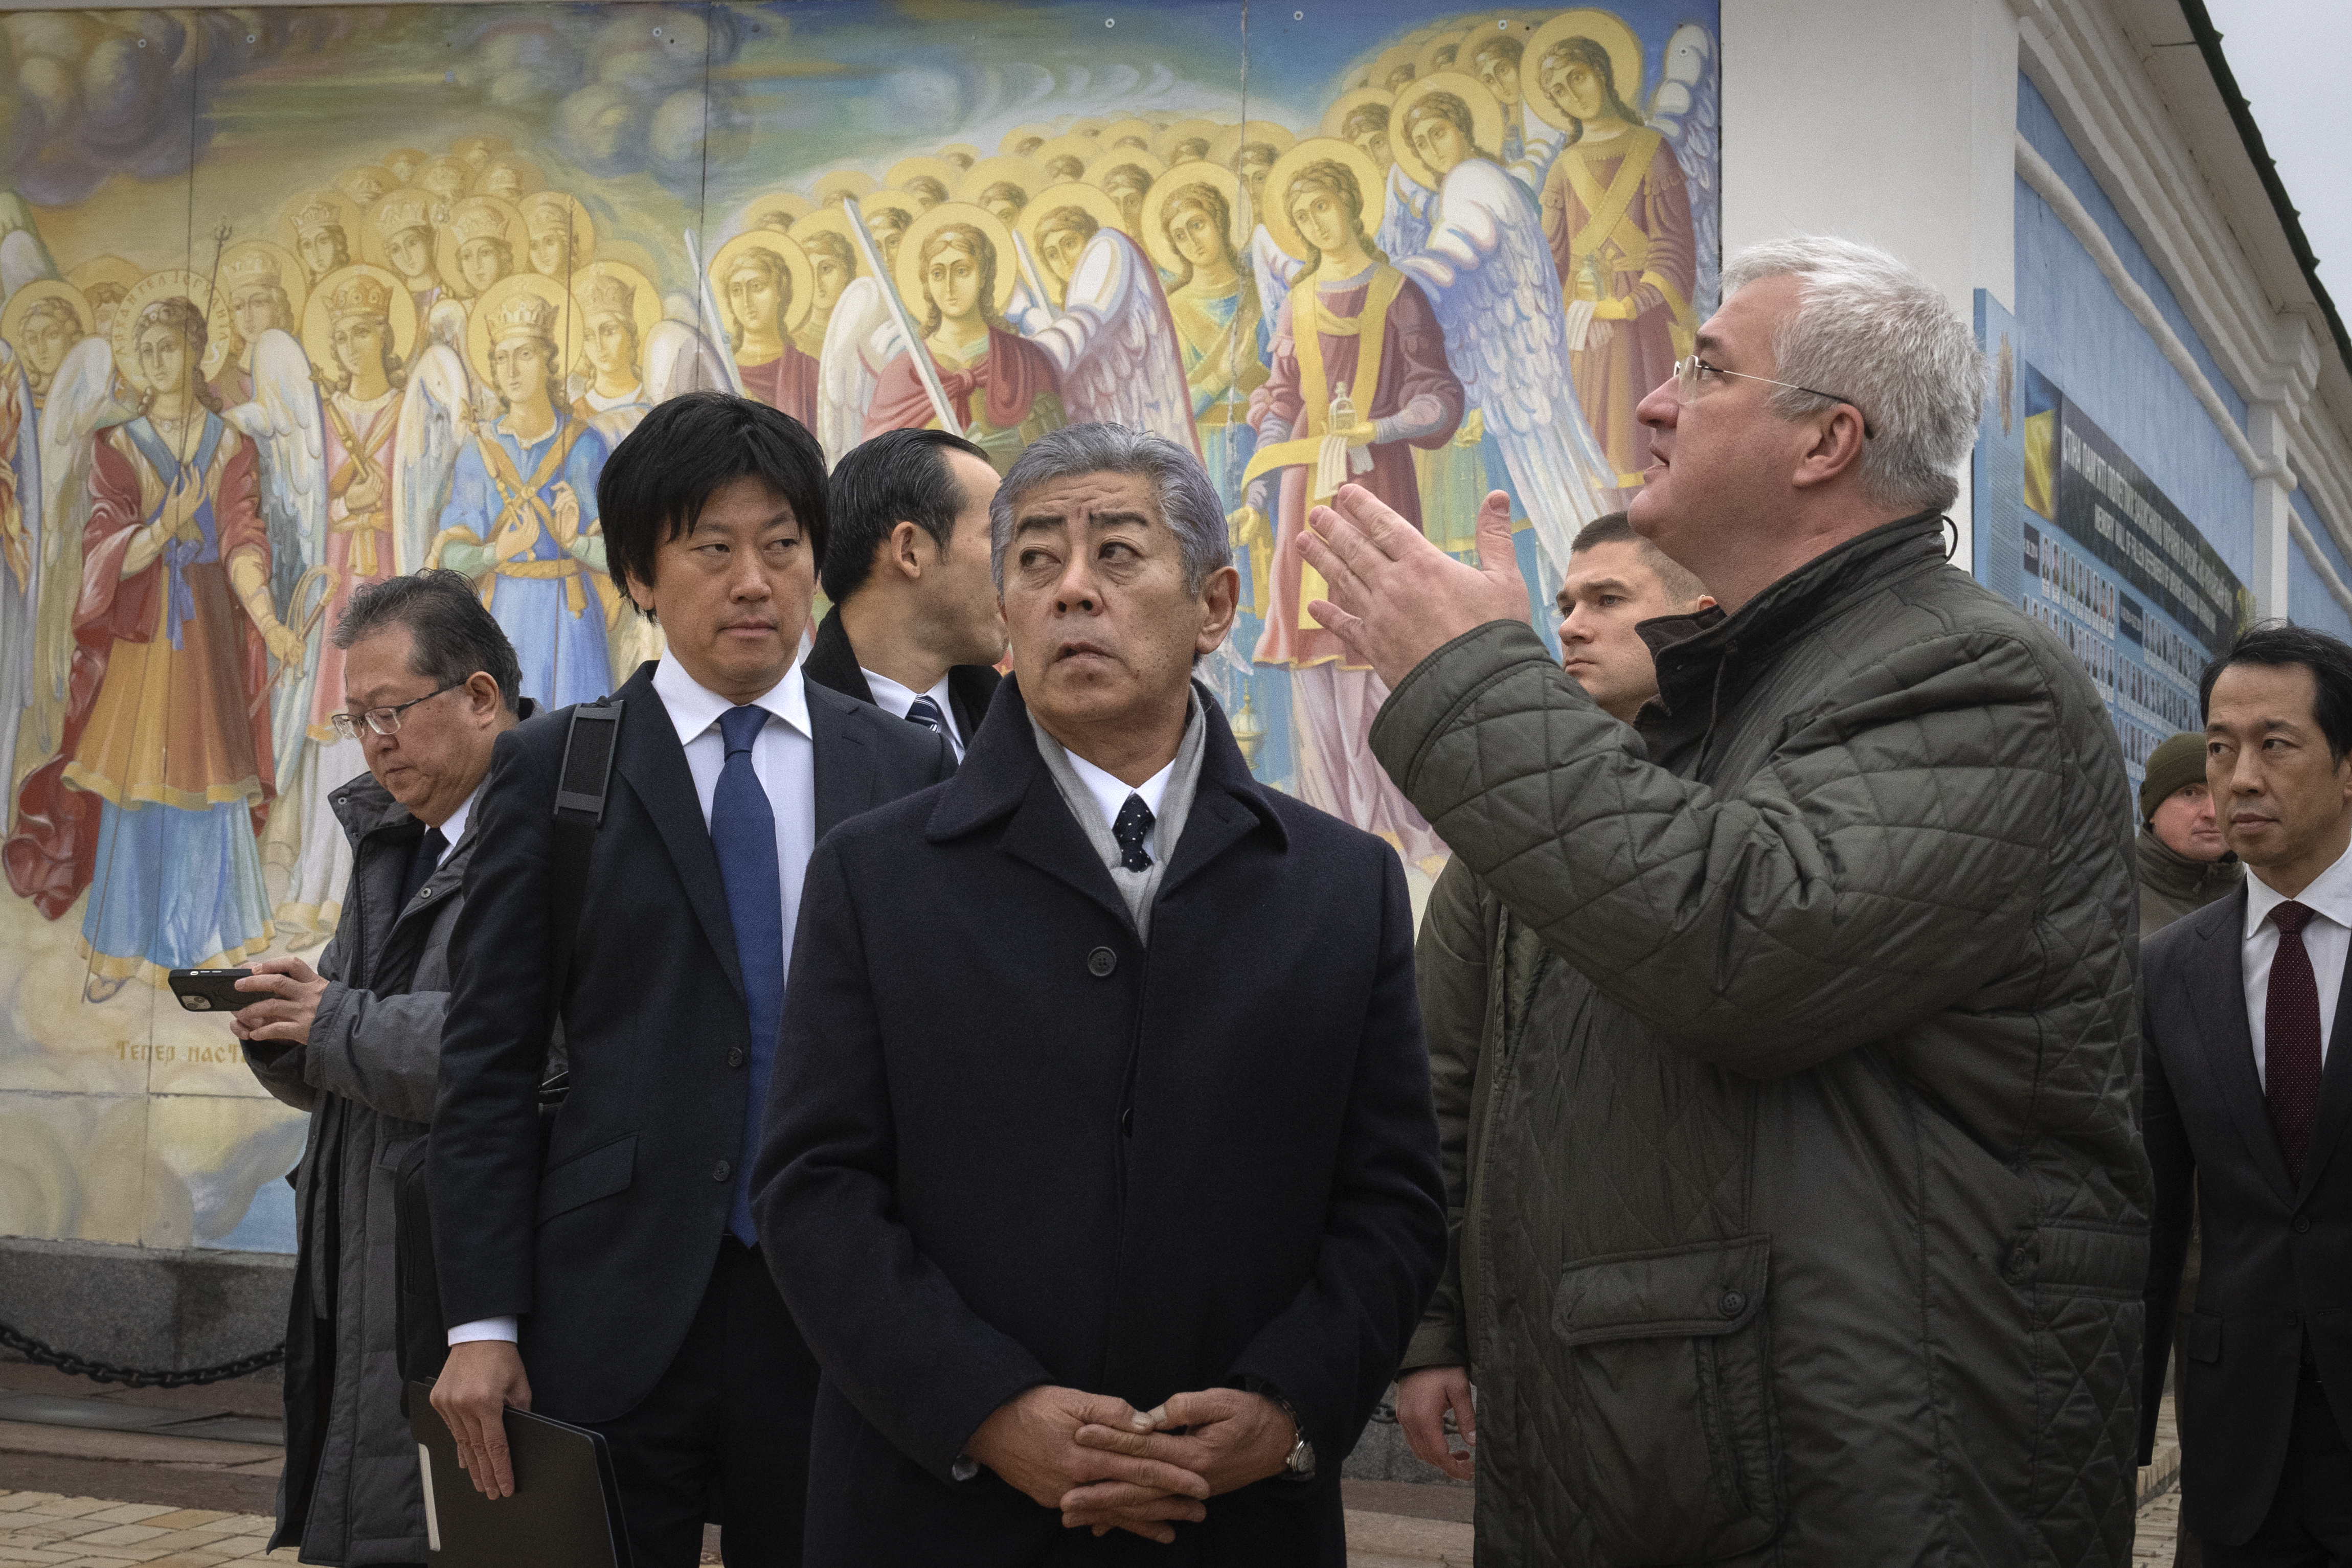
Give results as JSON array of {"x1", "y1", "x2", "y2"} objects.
[{"x1": 753, "y1": 421, "x2": 1446, "y2": 1566}]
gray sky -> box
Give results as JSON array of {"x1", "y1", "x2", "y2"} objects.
[{"x1": 2205, "y1": 0, "x2": 2352, "y2": 319}]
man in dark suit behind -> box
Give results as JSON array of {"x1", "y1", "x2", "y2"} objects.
[
  {"x1": 754, "y1": 422, "x2": 1446, "y2": 1565},
  {"x1": 803, "y1": 427, "x2": 1006, "y2": 759},
  {"x1": 2143, "y1": 622, "x2": 2352, "y2": 1565},
  {"x1": 428, "y1": 393, "x2": 953, "y2": 1566}
]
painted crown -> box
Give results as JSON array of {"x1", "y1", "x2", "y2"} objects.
[
  {"x1": 222, "y1": 248, "x2": 282, "y2": 289},
  {"x1": 578, "y1": 274, "x2": 635, "y2": 323},
  {"x1": 486, "y1": 289, "x2": 559, "y2": 343},
  {"x1": 295, "y1": 196, "x2": 343, "y2": 236},
  {"x1": 375, "y1": 194, "x2": 432, "y2": 238},
  {"x1": 448, "y1": 200, "x2": 510, "y2": 246},
  {"x1": 327, "y1": 273, "x2": 393, "y2": 323},
  {"x1": 521, "y1": 194, "x2": 575, "y2": 239}
]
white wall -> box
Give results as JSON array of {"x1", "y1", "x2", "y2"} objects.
[{"x1": 1720, "y1": 0, "x2": 2022, "y2": 569}]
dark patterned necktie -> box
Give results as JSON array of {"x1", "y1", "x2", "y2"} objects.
[
  {"x1": 2266, "y1": 900, "x2": 2324, "y2": 1184},
  {"x1": 903, "y1": 695, "x2": 945, "y2": 735},
  {"x1": 1112, "y1": 793, "x2": 1155, "y2": 873},
  {"x1": 714, "y1": 705, "x2": 782, "y2": 1244}
]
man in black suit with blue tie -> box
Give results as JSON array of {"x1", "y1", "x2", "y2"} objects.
[
  {"x1": 2142, "y1": 623, "x2": 2352, "y2": 1566},
  {"x1": 428, "y1": 392, "x2": 953, "y2": 1566}
]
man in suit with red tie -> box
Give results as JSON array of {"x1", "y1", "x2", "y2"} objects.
[{"x1": 2143, "y1": 622, "x2": 2352, "y2": 1565}]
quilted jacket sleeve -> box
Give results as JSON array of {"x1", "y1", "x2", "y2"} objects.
[
  {"x1": 1401, "y1": 855, "x2": 1486, "y2": 1372},
  {"x1": 1371, "y1": 619, "x2": 2063, "y2": 1078}
]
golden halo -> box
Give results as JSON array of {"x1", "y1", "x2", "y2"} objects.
[
  {"x1": 66, "y1": 256, "x2": 142, "y2": 298},
  {"x1": 1524, "y1": 9, "x2": 1644, "y2": 133},
  {"x1": 709, "y1": 231, "x2": 816, "y2": 340},
  {"x1": 1084, "y1": 147, "x2": 1165, "y2": 193},
  {"x1": 1209, "y1": 121, "x2": 1299, "y2": 173},
  {"x1": 278, "y1": 189, "x2": 365, "y2": 270},
  {"x1": 1, "y1": 279, "x2": 96, "y2": 354},
  {"x1": 1152, "y1": 117, "x2": 1224, "y2": 166},
  {"x1": 300, "y1": 263, "x2": 420, "y2": 378},
  {"x1": 813, "y1": 169, "x2": 877, "y2": 206},
  {"x1": 434, "y1": 193, "x2": 530, "y2": 300},
  {"x1": 1321, "y1": 86, "x2": 1396, "y2": 143},
  {"x1": 1259, "y1": 137, "x2": 1388, "y2": 264},
  {"x1": 570, "y1": 260, "x2": 666, "y2": 352},
  {"x1": 1414, "y1": 28, "x2": 1474, "y2": 79},
  {"x1": 477, "y1": 155, "x2": 545, "y2": 202},
  {"x1": 736, "y1": 188, "x2": 815, "y2": 235},
  {"x1": 1069, "y1": 117, "x2": 1106, "y2": 138},
  {"x1": 885, "y1": 156, "x2": 960, "y2": 207},
  {"x1": 1098, "y1": 117, "x2": 1158, "y2": 152},
  {"x1": 999, "y1": 123, "x2": 1055, "y2": 158},
  {"x1": 787, "y1": 209, "x2": 870, "y2": 280},
  {"x1": 110, "y1": 270, "x2": 235, "y2": 390},
  {"x1": 1032, "y1": 133, "x2": 1104, "y2": 183},
  {"x1": 516, "y1": 192, "x2": 599, "y2": 271},
  {"x1": 464, "y1": 271, "x2": 584, "y2": 390},
  {"x1": 335, "y1": 164, "x2": 397, "y2": 206},
  {"x1": 895, "y1": 201, "x2": 1019, "y2": 321},
  {"x1": 860, "y1": 187, "x2": 925, "y2": 233},
  {"x1": 937, "y1": 143, "x2": 982, "y2": 170},
  {"x1": 219, "y1": 239, "x2": 310, "y2": 337},
  {"x1": 954, "y1": 155, "x2": 1048, "y2": 219},
  {"x1": 1140, "y1": 161, "x2": 1250, "y2": 276},
  {"x1": 414, "y1": 155, "x2": 477, "y2": 207},
  {"x1": 1371, "y1": 43, "x2": 1421, "y2": 90},
  {"x1": 449, "y1": 133, "x2": 512, "y2": 169},
  {"x1": 1017, "y1": 182, "x2": 1128, "y2": 298},
  {"x1": 1389, "y1": 72, "x2": 1509, "y2": 192},
  {"x1": 383, "y1": 148, "x2": 429, "y2": 182}
]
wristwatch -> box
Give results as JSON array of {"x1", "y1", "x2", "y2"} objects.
[{"x1": 1241, "y1": 1378, "x2": 1316, "y2": 1481}]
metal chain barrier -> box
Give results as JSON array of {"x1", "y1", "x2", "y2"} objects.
[{"x1": 0, "y1": 1319, "x2": 284, "y2": 1389}]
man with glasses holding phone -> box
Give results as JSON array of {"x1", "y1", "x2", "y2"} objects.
[
  {"x1": 231, "y1": 569, "x2": 532, "y2": 1568},
  {"x1": 1305, "y1": 238, "x2": 2145, "y2": 1564}
]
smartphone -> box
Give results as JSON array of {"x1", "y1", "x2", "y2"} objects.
[{"x1": 168, "y1": 968, "x2": 254, "y2": 1013}]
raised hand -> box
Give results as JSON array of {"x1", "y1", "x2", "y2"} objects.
[{"x1": 1302, "y1": 484, "x2": 1530, "y2": 688}]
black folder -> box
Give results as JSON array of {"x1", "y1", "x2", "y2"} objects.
[{"x1": 406, "y1": 1380, "x2": 632, "y2": 1567}]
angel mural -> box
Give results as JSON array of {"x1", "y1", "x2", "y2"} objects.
[
  {"x1": 1525, "y1": 9, "x2": 1714, "y2": 505},
  {"x1": 519, "y1": 192, "x2": 596, "y2": 283},
  {"x1": 0, "y1": 343, "x2": 31, "y2": 820},
  {"x1": 1386, "y1": 72, "x2": 1614, "y2": 580},
  {"x1": 787, "y1": 214, "x2": 862, "y2": 360},
  {"x1": 1, "y1": 281, "x2": 131, "y2": 809},
  {"x1": 708, "y1": 231, "x2": 821, "y2": 429},
  {"x1": 1234, "y1": 139, "x2": 1463, "y2": 869},
  {"x1": 423, "y1": 275, "x2": 613, "y2": 709},
  {"x1": 370, "y1": 189, "x2": 444, "y2": 318},
  {"x1": 284, "y1": 194, "x2": 360, "y2": 289},
  {"x1": 222, "y1": 268, "x2": 417, "y2": 938},
  {"x1": 440, "y1": 196, "x2": 527, "y2": 302},
  {"x1": 212, "y1": 243, "x2": 306, "y2": 408},
  {"x1": 1140, "y1": 165, "x2": 1265, "y2": 511},
  {"x1": 2, "y1": 274, "x2": 306, "y2": 999}
]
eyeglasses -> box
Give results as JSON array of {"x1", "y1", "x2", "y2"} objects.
[
  {"x1": 330, "y1": 681, "x2": 464, "y2": 740},
  {"x1": 1670, "y1": 355, "x2": 1874, "y2": 439}
]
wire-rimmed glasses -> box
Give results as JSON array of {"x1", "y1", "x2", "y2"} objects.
[
  {"x1": 1670, "y1": 355, "x2": 1874, "y2": 439},
  {"x1": 329, "y1": 681, "x2": 464, "y2": 741}
]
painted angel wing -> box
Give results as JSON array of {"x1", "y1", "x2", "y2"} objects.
[
  {"x1": 1378, "y1": 164, "x2": 1435, "y2": 260},
  {"x1": 1028, "y1": 229, "x2": 1201, "y2": 457},
  {"x1": 816, "y1": 276, "x2": 902, "y2": 468},
  {"x1": 391, "y1": 342, "x2": 469, "y2": 577},
  {"x1": 1649, "y1": 21, "x2": 1721, "y2": 320},
  {"x1": 1393, "y1": 158, "x2": 1612, "y2": 582},
  {"x1": 23, "y1": 334, "x2": 130, "y2": 769},
  {"x1": 222, "y1": 330, "x2": 330, "y2": 785},
  {"x1": 642, "y1": 318, "x2": 732, "y2": 405}
]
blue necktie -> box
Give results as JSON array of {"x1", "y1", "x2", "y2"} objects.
[
  {"x1": 903, "y1": 694, "x2": 946, "y2": 735},
  {"x1": 713, "y1": 705, "x2": 783, "y2": 1243}
]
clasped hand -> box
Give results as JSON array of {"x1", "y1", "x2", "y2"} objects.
[{"x1": 1062, "y1": 1388, "x2": 1297, "y2": 1541}]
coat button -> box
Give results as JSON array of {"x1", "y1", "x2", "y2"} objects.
[
  {"x1": 712, "y1": 1160, "x2": 733, "y2": 1182},
  {"x1": 2293, "y1": 1215, "x2": 2312, "y2": 1234},
  {"x1": 1087, "y1": 946, "x2": 1117, "y2": 978},
  {"x1": 727, "y1": 1048, "x2": 746, "y2": 1069},
  {"x1": 417, "y1": 886, "x2": 435, "y2": 900},
  {"x1": 1720, "y1": 1290, "x2": 1746, "y2": 1317}
]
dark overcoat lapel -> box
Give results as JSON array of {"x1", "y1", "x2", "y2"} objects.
[{"x1": 608, "y1": 663, "x2": 744, "y2": 1002}]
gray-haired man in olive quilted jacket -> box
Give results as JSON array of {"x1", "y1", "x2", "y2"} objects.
[{"x1": 1305, "y1": 237, "x2": 2146, "y2": 1566}]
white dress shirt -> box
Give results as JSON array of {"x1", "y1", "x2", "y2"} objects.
[
  {"x1": 1062, "y1": 745, "x2": 1178, "y2": 835},
  {"x1": 861, "y1": 667, "x2": 963, "y2": 761},
  {"x1": 447, "y1": 656, "x2": 819, "y2": 1348},
  {"x1": 431, "y1": 783, "x2": 484, "y2": 862},
  {"x1": 2241, "y1": 839, "x2": 2352, "y2": 1085}
]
